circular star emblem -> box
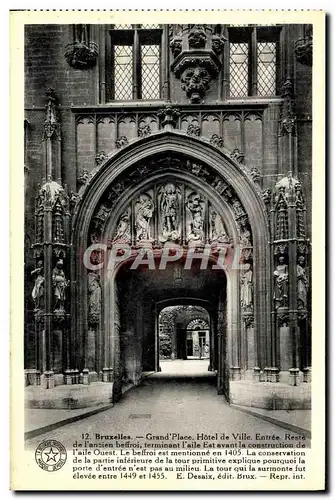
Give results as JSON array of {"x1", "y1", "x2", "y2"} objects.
[{"x1": 35, "y1": 439, "x2": 67, "y2": 472}]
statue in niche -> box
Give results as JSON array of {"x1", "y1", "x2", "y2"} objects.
[
  {"x1": 52, "y1": 259, "x2": 69, "y2": 312},
  {"x1": 210, "y1": 210, "x2": 229, "y2": 243},
  {"x1": 160, "y1": 183, "x2": 180, "y2": 242},
  {"x1": 31, "y1": 260, "x2": 44, "y2": 311},
  {"x1": 240, "y1": 263, "x2": 253, "y2": 312},
  {"x1": 273, "y1": 256, "x2": 289, "y2": 309},
  {"x1": 136, "y1": 194, "x2": 154, "y2": 241},
  {"x1": 186, "y1": 191, "x2": 204, "y2": 242},
  {"x1": 232, "y1": 198, "x2": 245, "y2": 218},
  {"x1": 113, "y1": 209, "x2": 131, "y2": 243},
  {"x1": 88, "y1": 272, "x2": 101, "y2": 326},
  {"x1": 297, "y1": 255, "x2": 309, "y2": 310}
]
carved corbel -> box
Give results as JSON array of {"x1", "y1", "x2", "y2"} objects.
[
  {"x1": 171, "y1": 51, "x2": 221, "y2": 103},
  {"x1": 65, "y1": 24, "x2": 98, "y2": 69}
]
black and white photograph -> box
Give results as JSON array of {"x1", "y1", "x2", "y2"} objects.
[{"x1": 10, "y1": 10, "x2": 325, "y2": 491}]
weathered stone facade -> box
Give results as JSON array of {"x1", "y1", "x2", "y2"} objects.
[{"x1": 24, "y1": 23, "x2": 312, "y2": 409}]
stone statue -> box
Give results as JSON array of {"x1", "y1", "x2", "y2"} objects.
[
  {"x1": 160, "y1": 183, "x2": 180, "y2": 242},
  {"x1": 240, "y1": 263, "x2": 253, "y2": 312},
  {"x1": 31, "y1": 260, "x2": 44, "y2": 311},
  {"x1": 238, "y1": 217, "x2": 252, "y2": 246},
  {"x1": 88, "y1": 272, "x2": 101, "y2": 326},
  {"x1": 113, "y1": 209, "x2": 131, "y2": 243},
  {"x1": 52, "y1": 259, "x2": 69, "y2": 312},
  {"x1": 273, "y1": 256, "x2": 289, "y2": 309},
  {"x1": 186, "y1": 191, "x2": 204, "y2": 242},
  {"x1": 210, "y1": 210, "x2": 229, "y2": 243},
  {"x1": 297, "y1": 255, "x2": 309, "y2": 310},
  {"x1": 136, "y1": 194, "x2": 154, "y2": 241}
]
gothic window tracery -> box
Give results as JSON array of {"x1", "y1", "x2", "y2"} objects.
[
  {"x1": 109, "y1": 25, "x2": 162, "y2": 101},
  {"x1": 228, "y1": 26, "x2": 280, "y2": 98}
]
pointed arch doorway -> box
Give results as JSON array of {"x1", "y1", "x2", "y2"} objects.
[{"x1": 72, "y1": 131, "x2": 270, "y2": 404}]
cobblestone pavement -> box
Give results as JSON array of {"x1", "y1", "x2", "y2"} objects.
[{"x1": 26, "y1": 361, "x2": 310, "y2": 450}]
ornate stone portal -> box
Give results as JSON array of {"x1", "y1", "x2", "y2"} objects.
[{"x1": 28, "y1": 116, "x2": 310, "y2": 409}]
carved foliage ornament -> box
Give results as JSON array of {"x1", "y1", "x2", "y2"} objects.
[
  {"x1": 211, "y1": 35, "x2": 226, "y2": 55},
  {"x1": 138, "y1": 124, "x2": 151, "y2": 137},
  {"x1": 187, "y1": 123, "x2": 201, "y2": 136},
  {"x1": 95, "y1": 151, "x2": 108, "y2": 166},
  {"x1": 181, "y1": 67, "x2": 211, "y2": 104},
  {"x1": 170, "y1": 37, "x2": 182, "y2": 58},
  {"x1": 210, "y1": 134, "x2": 224, "y2": 148}
]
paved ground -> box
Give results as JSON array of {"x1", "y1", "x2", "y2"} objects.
[{"x1": 26, "y1": 360, "x2": 310, "y2": 450}]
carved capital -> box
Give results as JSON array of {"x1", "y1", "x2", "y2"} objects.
[
  {"x1": 277, "y1": 310, "x2": 289, "y2": 327},
  {"x1": 249, "y1": 166, "x2": 261, "y2": 184},
  {"x1": 261, "y1": 188, "x2": 272, "y2": 205},
  {"x1": 171, "y1": 51, "x2": 221, "y2": 103},
  {"x1": 115, "y1": 136, "x2": 128, "y2": 149}
]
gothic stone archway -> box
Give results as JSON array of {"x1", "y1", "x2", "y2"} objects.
[{"x1": 71, "y1": 131, "x2": 271, "y2": 402}]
